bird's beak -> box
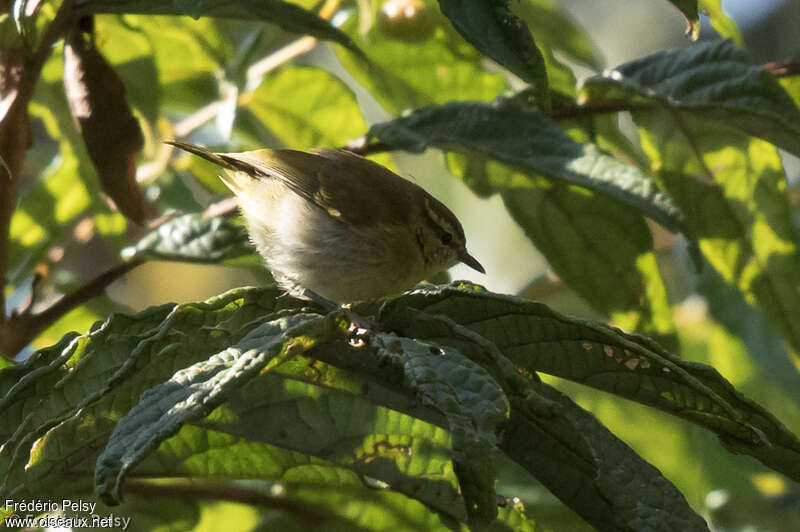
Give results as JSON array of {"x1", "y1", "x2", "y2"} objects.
[{"x1": 459, "y1": 251, "x2": 485, "y2": 274}]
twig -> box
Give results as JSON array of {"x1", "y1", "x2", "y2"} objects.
[
  {"x1": 203, "y1": 196, "x2": 239, "y2": 218},
  {"x1": 173, "y1": 100, "x2": 224, "y2": 139},
  {"x1": 343, "y1": 138, "x2": 393, "y2": 156},
  {"x1": 246, "y1": 35, "x2": 317, "y2": 81},
  {"x1": 121, "y1": 479, "x2": 328, "y2": 526},
  {"x1": 0, "y1": 259, "x2": 142, "y2": 359}
]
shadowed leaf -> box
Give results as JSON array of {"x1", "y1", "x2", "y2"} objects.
[{"x1": 369, "y1": 100, "x2": 697, "y2": 264}]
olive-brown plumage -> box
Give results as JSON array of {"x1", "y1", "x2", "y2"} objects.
[{"x1": 166, "y1": 140, "x2": 484, "y2": 302}]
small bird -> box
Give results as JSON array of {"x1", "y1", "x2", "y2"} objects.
[{"x1": 166, "y1": 141, "x2": 484, "y2": 304}]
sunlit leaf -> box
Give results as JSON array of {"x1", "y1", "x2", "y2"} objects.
[
  {"x1": 582, "y1": 40, "x2": 800, "y2": 358},
  {"x1": 335, "y1": 0, "x2": 507, "y2": 113},
  {"x1": 582, "y1": 40, "x2": 800, "y2": 157},
  {"x1": 77, "y1": 0, "x2": 365, "y2": 58},
  {"x1": 243, "y1": 66, "x2": 367, "y2": 149},
  {"x1": 700, "y1": 0, "x2": 743, "y2": 44}
]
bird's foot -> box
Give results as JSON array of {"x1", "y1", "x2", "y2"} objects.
[{"x1": 298, "y1": 288, "x2": 376, "y2": 344}]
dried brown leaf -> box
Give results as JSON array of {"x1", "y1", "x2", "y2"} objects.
[{"x1": 64, "y1": 29, "x2": 146, "y2": 224}]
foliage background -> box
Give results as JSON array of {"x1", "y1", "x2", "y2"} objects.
[{"x1": 1, "y1": 0, "x2": 800, "y2": 530}]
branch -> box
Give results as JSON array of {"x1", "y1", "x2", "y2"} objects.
[
  {"x1": 1, "y1": 0, "x2": 75, "y2": 323},
  {"x1": 122, "y1": 479, "x2": 329, "y2": 526},
  {"x1": 0, "y1": 259, "x2": 142, "y2": 359},
  {"x1": 549, "y1": 99, "x2": 647, "y2": 120}
]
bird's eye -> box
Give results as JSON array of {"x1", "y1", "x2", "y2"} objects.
[{"x1": 440, "y1": 232, "x2": 453, "y2": 245}]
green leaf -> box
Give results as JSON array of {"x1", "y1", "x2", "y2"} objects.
[
  {"x1": 645, "y1": 107, "x2": 800, "y2": 357},
  {"x1": 1, "y1": 283, "x2": 730, "y2": 529},
  {"x1": 96, "y1": 317, "x2": 507, "y2": 525},
  {"x1": 243, "y1": 66, "x2": 368, "y2": 149},
  {"x1": 114, "y1": 56, "x2": 161, "y2": 123},
  {"x1": 700, "y1": 0, "x2": 743, "y2": 44},
  {"x1": 95, "y1": 313, "x2": 324, "y2": 505},
  {"x1": 0, "y1": 285, "x2": 536, "y2": 529},
  {"x1": 376, "y1": 299, "x2": 707, "y2": 531},
  {"x1": 514, "y1": 0, "x2": 603, "y2": 71},
  {"x1": 76, "y1": 0, "x2": 366, "y2": 59},
  {"x1": 168, "y1": 377, "x2": 465, "y2": 521},
  {"x1": 120, "y1": 212, "x2": 255, "y2": 265},
  {"x1": 384, "y1": 285, "x2": 800, "y2": 483},
  {"x1": 581, "y1": 40, "x2": 800, "y2": 356},
  {"x1": 95, "y1": 14, "x2": 228, "y2": 86},
  {"x1": 698, "y1": 267, "x2": 800, "y2": 406},
  {"x1": 436, "y1": 0, "x2": 549, "y2": 109},
  {"x1": 335, "y1": 0, "x2": 507, "y2": 113},
  {"x1": 368, "y1": 100, "x2": 696, "y2": 257},
  {"x1": 1, "y1": 287, "x2": 305, "y2": 498},
  {"x1": 446, "y1": 154, "x2": 675, "y2": 343},
  {"x1": 582, "y1": 39, "x2": 800, "y2": 157}
]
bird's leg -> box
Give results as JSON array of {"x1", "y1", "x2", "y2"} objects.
[
  {"x1": 298, "y1": 287, "x2": 339, "y2": 312},
  {"x1": 299, "y1": 288, "x2": 374, "y2": 337}
]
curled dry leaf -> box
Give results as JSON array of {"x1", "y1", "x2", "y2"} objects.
[{"x1": 63, "y1": 28, "x2": 146, "y2": 224}]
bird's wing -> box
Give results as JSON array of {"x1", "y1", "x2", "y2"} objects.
[{"x1": 231, "y1": 148, "x2": 414, "y2": 226}]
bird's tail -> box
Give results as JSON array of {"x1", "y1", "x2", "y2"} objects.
[
  {"x1": 165, "y1": 140, "x2": 255, "y2": 194},
  {"x1": 164, "y1": 140, "x2": 236, "y2": 169}
]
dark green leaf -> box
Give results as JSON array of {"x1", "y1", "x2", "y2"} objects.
[
  {"x1": 368, "y1": 100, "x2": 696, "y2": 257},
  {"x1": 445, "y1": 154, "x2": 676, "y2": 344},
  {"x1": 582, "y1": 39, "x2": 800, "y2": 157},
  {"x1": 120, "y1": 212, "x2": 255, "y2": 265},
  {"x1": 95, "y1": 313, "x2": 324, "y2": 504},
  {"x1": 1, "y1": 287, "x2": 305, "y2": 498},
  {"x1": 376, "y1": 299, "x2": 708, "y2": 531},
  {"x1": 436, "y1": 0, "x2": 549, "y2": 108},
  {"x1": 383, "y1": 285, "x2": 800, "y2": 483},
  {"x1": 186, "y1": 374, "x2": 466, "y2": 521}
]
